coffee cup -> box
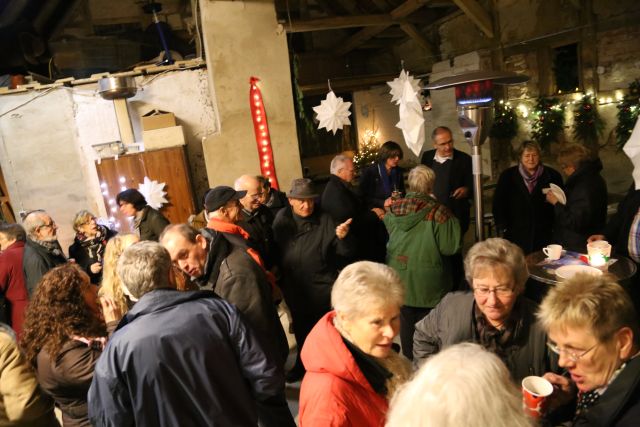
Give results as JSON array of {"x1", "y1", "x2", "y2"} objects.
[
  {"x1": 522, "y1": 376, "x2": 553, "y2": 419},
  {"x1": 543, "y1": 244, "x2": 562, "y2": 260}
]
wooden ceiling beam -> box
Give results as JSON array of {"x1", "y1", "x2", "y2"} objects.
[
  {"x1": 298, "y1": 73, "x2": 399, "y2": 95},
  {"x1": 285, "y1": 14, "x2": 397, "y2": 33},
  {"x1": 399, "y1": 22, "x2": 433, "y2": 52},
  {"x1": 333, "y1": 0, "x2": 431, "y2": 56},
  {"x1": 451, "y1": 0, "x2": 494, "y2": 38}
]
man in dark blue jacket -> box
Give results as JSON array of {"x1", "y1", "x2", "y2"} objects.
[{"x1": 87, "y1": 241, "x2": 295, "y2": 427}]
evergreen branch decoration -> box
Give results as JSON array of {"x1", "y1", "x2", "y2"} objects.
[
  {"x1": 616, "y1": 79, "x2": 640, "y2": 149},
  {"x1": 572, "y1": 94, "x2": 605, "y2": 146},
  {"x1": 354, "y1": 130, "x2": 379, "y2": 171},
  {"x1": 531, "y1": 97, "x2": 565, "y2": 149},
  {"x1": 489, "y1": 102, "x2": 519, "y2": 140}
]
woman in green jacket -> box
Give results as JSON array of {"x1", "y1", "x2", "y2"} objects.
[{"x1": 384, "y1": 165, "x2": 461, "y2": 359}]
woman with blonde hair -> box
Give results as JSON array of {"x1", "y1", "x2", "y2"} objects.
[
  {"x1": 299, "y1": 261, "x2": 411, "y2": 426},
  {"x1": 68, "y1": 210, "x2": 115, "y2": 284},
  {"x1": 99, "y1": 233, "x2": 139, "y2": 314},
  {"x1": 386, "y1": 343, "x2": 533, "y2": 427}
]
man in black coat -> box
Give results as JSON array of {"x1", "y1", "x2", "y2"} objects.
[
  {"x1": 421, "y1": 126, "x2": 473, "y2": 234},
  {"x1": 547, "y1": 147, "x2": 607, "y2": 252},
  {"x1": 88, "y1": 241, "x2": 295, "y2": 427},
  {"x1": 21, "y1": 210, "x2": 66, "y2": 295},
  {"x1": 321, "y1": 154, "x2": 385, "y2": 262},
  {"x1": 273, "y1": 178, "x2": 355, "y2": 381}
]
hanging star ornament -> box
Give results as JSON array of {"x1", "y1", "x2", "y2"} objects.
[
  {"x1": 137, "y1": 176, "x2": 169, "y2": 210},
  {"x1": 387, "y1": 69, "x2": 421, "y2": 105},
  {"x1": 393, "y1": 73, "x2": 425, "y2": 157},
  {"x1": 313, "y1": 90, "x2": 352, "y2": 135}
]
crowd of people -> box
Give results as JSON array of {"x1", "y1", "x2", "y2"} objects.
[{"x1": 1, "y1": 126, "x2": 639, "y2": 426}]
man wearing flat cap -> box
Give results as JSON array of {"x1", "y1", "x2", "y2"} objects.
[
  {"x1": 273, "y1": 178, "x2": 355, "y2": 381},
  {"x1": 160, "y1": 186, "x2": 288, "y2": 370}
]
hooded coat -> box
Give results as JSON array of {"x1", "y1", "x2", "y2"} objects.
[
  {"x1": 553, "y1": 159, "x2": 608, "y2": 251},
  {"x1": 383, "y1": 193, "x2": 461, "y2": 308},
  {"x1": 88, "y1": 290, "x2": 295, "y2": 427},
  {"x1": 299, "y1": 312, "x2": 410, "y2": 427}
]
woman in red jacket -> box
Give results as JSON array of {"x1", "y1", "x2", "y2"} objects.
[{"x1": 299, "y1": 261, "x2": 411, "y2": 426}]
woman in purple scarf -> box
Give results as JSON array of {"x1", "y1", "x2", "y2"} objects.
[{"x1": 492, "y1": 141, "x2": 563, "y2": 254}]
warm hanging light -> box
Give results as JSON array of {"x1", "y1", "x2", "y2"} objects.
[{"x1": 249, "y1": 76, "x2": 280, "y2": 189}]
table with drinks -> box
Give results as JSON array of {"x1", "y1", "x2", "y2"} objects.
[{"x1": 526, "y1": 241, "x2": 637, "y2": 286}]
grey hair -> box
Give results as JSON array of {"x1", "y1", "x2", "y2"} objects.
[
  {"x1": 117, "y1": 241, "x2": 172, "y2": 299},
  {"x1": 516, "y1": 140, "x2": 542, "y2": 159},
  {"x1": 386, "y1": 343, "x2": 533, "y2": 427},
  {"x1": 330, "y1": 154, "x2": 353, "y2": 175},
  {"x1": 408, "y1": 165, "x2": 436, "y2": 195},
  {"x1": 22, "y1": 210, "x2": 48, "y2": 238},
  {"x1": 331, "y1": 261, "x2": 404, "y2": 319},
  {"x1": 464, "y1": 238, "x2": 528, "y2": 294}
]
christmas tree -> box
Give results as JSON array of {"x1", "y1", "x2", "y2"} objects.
[
  {"x1": 616, "y1": 79, "x2": 640, "y2": 149},
  {"x1": 531, "y1": 97, "x2": 565, "y2": 149},
  {"x1": 354, "y1": 129, "x2": 380, "y2": 171},
  {"x1": 572, "y1": 94, "x2": 604, "y2": 149}
]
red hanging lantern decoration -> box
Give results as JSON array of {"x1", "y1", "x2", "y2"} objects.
[{"x1": 249, "y1": 76, "x2": 280, "y2": 190}]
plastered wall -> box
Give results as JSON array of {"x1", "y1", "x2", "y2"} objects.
[{"x1": 199, "y1": 0, "x2": 302, "y2": 191}]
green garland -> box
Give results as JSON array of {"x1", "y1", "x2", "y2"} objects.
[
  {"x1": 489, "y1": 102, "x2": 518, "y2": 140},
  {"x1": 531, "y1": 97, "x2": 565, "y2": 149},
  {"x1": 572, "y1": 94, "x2": 604, "y2": 146},
  {"x1": 616, "y1": 79, "x2": 640, "y2": 149},
  {"x1": 292, "y1": 55, "x2": 316, "y2": 138}
]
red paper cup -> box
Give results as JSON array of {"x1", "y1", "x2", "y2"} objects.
[{"x1": 522, "y1": 376, "x2": 553, "y2": 419}]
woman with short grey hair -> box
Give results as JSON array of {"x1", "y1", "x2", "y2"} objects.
[
  {"x1": 299, "y1": 261, "x2": 411, "y2": 426},
  {"x1": 493, "y1": 140, "x2": 562, "y2": 254},
  {"x1": 68, "y1": 210, "x2": 115, "y2": 284},
  {"x1": 413, "y1": 238, "x2": 555, "y2": 383},
  {"x1": 386, "y1": 343, "x2": 533, "y2": 427},
  {"x1": 384, "y1": 164, "x2": 461, "y2": 360}
]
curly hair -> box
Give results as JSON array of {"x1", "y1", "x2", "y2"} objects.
[
  {"x1": 21, "y1": 263, "x2": 106, "y2": 366},
  {"x1": 99, "y1": 233, "x2": 139, "y2": 315}
]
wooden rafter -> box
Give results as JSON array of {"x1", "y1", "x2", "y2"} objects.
[
  {"x1": 285, "y1": 14, "x2": 397, "y2": 33},
  {"x1": 298, "y1": 73, "x2": 399, "y2": 95},
  {"x1": 334, "y1": 0, "x2": 431, "y2": 56},
  {"x1": 451, "y1": 0, "x2": 494, "y2": 38},
  {"x1": 399, "y1": 23, "x2": 433, "y2": 52}
]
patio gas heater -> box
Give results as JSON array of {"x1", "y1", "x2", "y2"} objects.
[{"x1": 425, "y1": 71, "x2": 529, "y2": 241}]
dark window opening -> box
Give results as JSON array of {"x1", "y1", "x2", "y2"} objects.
[{"x1": 553, "y1": 43, "x2": 580, "y2": 93}]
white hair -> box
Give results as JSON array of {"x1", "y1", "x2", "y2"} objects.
[
  {"x1": 22, "y1": 210, "x2": 48, "y2": 238},
  {"x1": 234, "y1": 174, "x2": 258, "y2": 191},
  {"x1": 408, "y1": 165, "x2": 436, "y2": 195},
  {"x1": 386, "y1": 343, "x2": 533, "y2": 427},
  {"x1": 330, "y1": 154, "x2": 352, "y2": 175}
]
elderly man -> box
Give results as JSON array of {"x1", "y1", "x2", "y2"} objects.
[
  {"x1": 321, "y1": 154, "x2": 386, "y2": 262},
  {"x1": 88, "y1": 241, "x2": 295, "y2": 427},
  {"x1": 0, "y1": 223, "x2": 29, "y2": 339},
  {"x1": 234, "y1": 174, "x2": 276, "y2": 268},
  {"x1": 160, "y1": 222, "x2": 288, "y2": 369},
  {"x1": 21, "y1": 210, "x2": 66, "y2": 295},
  {"x1": 273, "y1": 178, "x2": 354, "y2": 381},
  {"x1": 257, "y1": 175, "x2": 289, "y2": 217}
]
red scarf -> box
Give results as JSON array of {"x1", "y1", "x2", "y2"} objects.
[{"x1": 206, "y1": 218, "x2": 277, "y2": 290}]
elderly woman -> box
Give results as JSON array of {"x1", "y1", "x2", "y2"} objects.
[
  {"x1": 413, "y1": 238, "x2": 554, "y2": 382},
  {"x1": 493, "y1": 141, "x2": 563, "y2": 254},
  {"x1": 99, "y1": 233, "x2": 139, "y2": 315},
  {"x1": 384, "y1": 165, "x2": 461, "y2": 359},
  {"x1": 299, "y1": 261, "x2": 412, "y2": 426},
  {"x1": 68, "y1": 210, "x2": 115, "y2": 284},
  {"x1": 20, "y1": 264, "x2": 120, "y2": 427},
  {"x1": 387, "y1": 343, "x2": 534, "y2": 427},
  {"x1": 546, "y1": 143, "x2": 607, "y2": 251},
  {"x1": 116, "y1": 188, "x2": 170, "y2": 241},
  {"x1": 359, "y1": 140, "x2": 406, "y2": 210},
  {"x1": 539, "y1": 274, "x2": 640, "y2": 425}
]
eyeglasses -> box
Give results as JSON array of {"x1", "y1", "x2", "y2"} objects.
[
  {"x1": 473, "y1": 286, "x2": 514, "y2": 298},
  {"x1": 546, "y1": 342, "x2": 598, "y2": 363},
  {"x1": 39, "y1": 221, "x2": 56, "y2": 230}
]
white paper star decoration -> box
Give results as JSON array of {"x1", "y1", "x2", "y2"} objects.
[
  {"x1": 623, "y1": 116, "x2": 640, "y2": 189},
  {"x1": 388, "y1": 69, "x2": 425, "y2": 156},
  {"x1": 387, "y1": 69, "x2": 421, "y2": 105},
  {"x1": 313, "y1": 90, "x2": 352, "y2": 135},
  {"x1": 137, "y1": 176, "x2": 169, "y2": 210}
]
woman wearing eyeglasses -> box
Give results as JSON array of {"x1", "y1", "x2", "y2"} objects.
[
  {"x1": 68, "y1": 210, "x2": 115, "y2": 285},
  {"x1": 539, "y1": 273, "x2": 640, "y2": 426},
  {"x1": 413, "y1": 238, "x2": 555, "y2": 382}
]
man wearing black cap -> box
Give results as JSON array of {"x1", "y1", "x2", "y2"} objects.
[
  {"x1": 273, "y1": 178, "x2": 355, "y2": 381},
  {"x1": 160, "y1": 186, "x2": 288, "y2": 370}
]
